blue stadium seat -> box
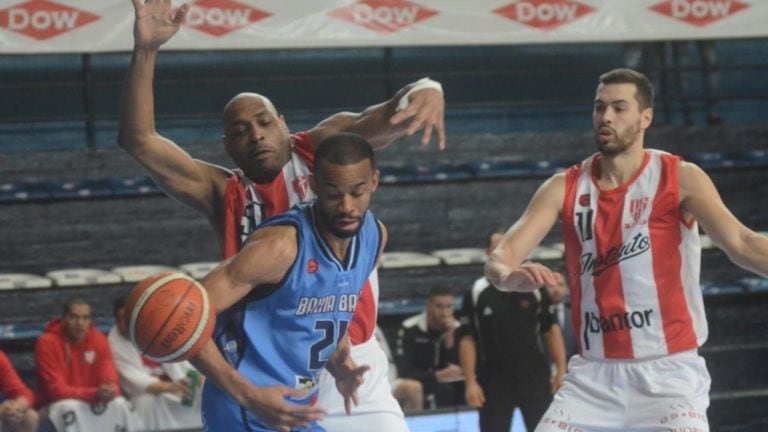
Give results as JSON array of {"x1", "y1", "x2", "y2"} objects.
[
  {"x1": 105, "y1": 175, "x2": 161, "y2": 196},
  {"x1": 685, "y1": 151, "x2": 734, "y2": 170},
  {"x1": 466, "y1": 158, "x2": 567, "y2": 179},
  {"x1": 738, "y1": 277, "x2": 768, "y2": 293},
  {"x1": 0, "y1": 181, "x2": 50, "y2": 202},
  {"x1": 467, "y1": 159, "x2": 533, "y2": 179},
  {"x1": 379, "y1": 164, "x2": 416, "y2": 184},
  {"x1": 46, "y1": 179, "x2": 113, "y2": 199},
  {"x1": 700, "y1": 281, "x2": 745, "y2": 296},
  {"x1": 412, "y1": 162, "x2": 473, "y2": 182},
  {"x1": 730, "y1": 149, "x2": 768, "y2": 168}
]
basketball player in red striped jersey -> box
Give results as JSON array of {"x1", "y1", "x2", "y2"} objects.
[
  {"x1": 119, "y1": 1, "x2": 444, "y2": 430},
  {"x1": 486, "y1": 68, "x2": 768, "y2": 432}
]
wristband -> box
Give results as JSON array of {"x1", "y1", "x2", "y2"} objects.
[{"x1": 396, "y1": 77, "x2": 443, "y2": 112}]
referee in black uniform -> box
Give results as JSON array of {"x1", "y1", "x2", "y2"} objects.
[{"x1": 458, "y1": 232, "x2": 567, "y2": 432}]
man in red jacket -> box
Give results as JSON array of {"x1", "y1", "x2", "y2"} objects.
[
  {"x1": 34, "y1": 297, "x2": 142, "y2": 431},
  {"x1": 0, "y1": 350, "x2": 38, "y2": 432}
]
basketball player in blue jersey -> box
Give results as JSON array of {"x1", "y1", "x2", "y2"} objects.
[
  {"x1": 189, "y1": 133, "x2": 385, "y2": 432},
  {"x1": 120, "y1": 3, "x2": 442, "y2": 429}
]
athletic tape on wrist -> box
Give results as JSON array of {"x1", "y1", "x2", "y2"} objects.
[{"x1": 396, "y1": 77, "x2": 443, "y2": 112}]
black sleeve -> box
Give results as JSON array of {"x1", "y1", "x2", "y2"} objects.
[{"x1": 394, "y1": 325, "x2": 438, "y2": 392}]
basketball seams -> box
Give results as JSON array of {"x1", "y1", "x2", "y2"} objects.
[
  {"x1": 152, "y1": 280, "x2": 213, "y2": 363},
  {"x1": 128, "y1": 273, "x2": 211, "y2": 362},
  {"x1": 142, "y1": 279, "x2": 200, "y2": 360},
  {"x1": 128, "y1": 272, "x2": 192, "y2": 350}
]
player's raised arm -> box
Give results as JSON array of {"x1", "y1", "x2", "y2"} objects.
[
  {"x1": 678, "y1": 161, "x2": 768, "y2": 277},
  {"x1": 118, "y1": 0, "x2": 228, "y2": 217},
  {"x1": 485, "y1": 173, "x2": 565, "y2": 292},
  {"x1": 308, "y1": 78, "x2": 445, "y2": 150}
]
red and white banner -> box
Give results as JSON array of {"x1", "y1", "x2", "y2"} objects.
[{"x1": 0, "y1": 0, "x2": 765, "y2": 54}]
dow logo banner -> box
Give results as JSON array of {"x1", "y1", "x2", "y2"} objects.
[{"x1": 0, "y1": 0, "x2": 764, "y2": 53}]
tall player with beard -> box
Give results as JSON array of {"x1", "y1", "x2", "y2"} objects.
[
  {"x1": 485, "y1": 68, "x2": 768, "y2": 432},
  {"x1": 119, "y1": 1, "x2": 444, "y2": 431}
]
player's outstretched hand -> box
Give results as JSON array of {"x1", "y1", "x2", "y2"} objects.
[
  {"x1": 390, "y1": 86, "x2": 446, "y2": 150},
  {"x1": 244, "y1": 385, "x2": 326, "y2": 432},
  {"x1": 132, "y1": 0, "x2": 189, "y2": 51},
  {"x1": 334, "y1": 360, "x2": 370, "y2": 416},
  {"x1": 493, "y1": 261, "x2": 558, "y2": 293}
]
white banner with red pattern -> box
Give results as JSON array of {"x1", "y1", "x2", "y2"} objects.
[{"x1": 0, "y1": 0, "x2": 765, "y2": 54}]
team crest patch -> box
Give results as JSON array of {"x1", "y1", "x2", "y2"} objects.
[
  {"x1": 578, "y1": 193, "x2": 590, "y2": 207},
  {"x1": 625, "y1": 196, "x2": 649, "y2": 229},
  {"x1": 84, "y1": 350, "x2": 95, "y2": 364},
  {"x1": 307, "y1": 258, "x2": 318, "y2": 274}
]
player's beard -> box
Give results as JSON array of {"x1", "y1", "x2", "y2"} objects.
[
  {"x1": 595, "y1": 120, "x2": 641, "y2": 157},
  {"x1": 314, "y1": 205, "x2": 362, "y2": 239}
]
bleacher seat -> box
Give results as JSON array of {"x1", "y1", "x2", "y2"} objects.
[
  {"x1": 110, "y1": 265, "x2": 181, "y2": 283},
  {"x1": 379, "y1": 164, "x2": 416, "y2": 184},
  {"x1": 431, "y1": 248, "x2": 486, "y2": 265},
  {"x1": 379, "y1": 252, "x2": 441, "y2": 269},
  {"x1": 412, "y1": 162, "x2": 473, "y2": 182},
  {"x1": 467, "y1": 159, "x2": 568, "y2": 179},
  {"x1": 0, "y1": 273, "x2": 52, "y2": 290},
  {"x1": 105, "y1": 175, "x2": 161, "y2": 196},
  {"x1": 527, "y1": 245, "x2": 564, "y2": 260},
  {"x1": 179, "y1": 261, "x2": 220, "y2": 280},
  {"x1": 0, "y1": 181, "x2": 50, "y2": 202},
  {"x1": 46, "y1": 268, "x2": 122, "y2": 287},
  {"x1": 734, "y1": 149, "x2": 768, "y2": 168},
  {"x1": 686, "y1": 151, "x2": 732, "y2": 170},
  {"x1": 0, "y1": 323, "x2": 45, "y2": 341},
  {"x1": 739, "y1": 277, "x2": 768, "y2": 293},
  {"x1": 701, "y1": 281, "x2": 745, "y2": 296},
  {"x1": 46, "y1": 179, "x2": 113, "y2": 199},
  {"x1": 378, "y1": 298, "x2": 426, "y2": 316}
]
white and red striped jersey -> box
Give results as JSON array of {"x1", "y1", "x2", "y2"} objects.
[
  {"x1": 220, "y1": 131, "x2": 379, "y2": 345},
  {"x1": 562, "y1": 149, "x2": 707, "y2": 360}
]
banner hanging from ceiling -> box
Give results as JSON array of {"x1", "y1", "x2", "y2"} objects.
[{"x1": 0, "y1": 0, "x2": 765, "y2": 54}]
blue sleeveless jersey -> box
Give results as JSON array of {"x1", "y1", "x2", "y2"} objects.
[{"x1": 202, "y1": 203, "x2": 382, "y2": 431}]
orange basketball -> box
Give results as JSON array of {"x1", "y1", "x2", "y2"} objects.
[{"x1": 124, "y1": 272, "x2": 215, "y2": 362}]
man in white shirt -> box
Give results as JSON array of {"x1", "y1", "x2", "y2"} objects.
[{"x1": 108, "y1": 295, "x2": 203, "y2": 430}]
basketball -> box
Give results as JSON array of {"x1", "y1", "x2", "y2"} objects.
[{"x1": 124, "y1": 272, "x2": 215, "y2": 363}]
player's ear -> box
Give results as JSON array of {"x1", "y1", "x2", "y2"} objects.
[
  {"x1": 641, "y1": 107, "x2": 653, "y2": 130},
  {"x1": 370, "y1": 169, "x2": 380, "y2": 192}
]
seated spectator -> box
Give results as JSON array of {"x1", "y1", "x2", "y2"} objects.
[
  {"x1": 396, "y1": 286, "x2": 464, "y2": 409},
  {"x1": 34, "y1": 297, "x2": 142, "y2": 431},
  {"x1": 372, "y1": 325, "x2": 423, "y2": 413},
  {"x1": 0, "y1": 350, "x2": 38, "y2": 432},
  {"x1": 108, "y1": 295, "x2": 203, "y2": 430}
]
